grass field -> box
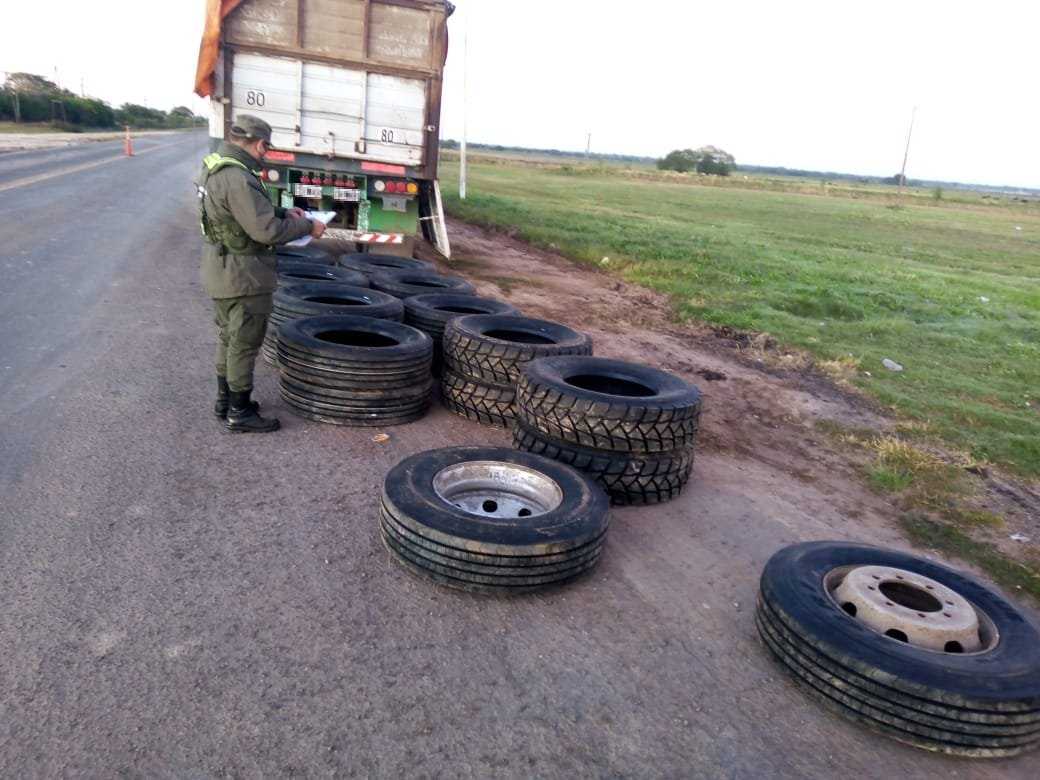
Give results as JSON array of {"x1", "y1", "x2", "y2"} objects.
[{"x1": 440, "y1": 157, "x2": 1040, "y2": 478}]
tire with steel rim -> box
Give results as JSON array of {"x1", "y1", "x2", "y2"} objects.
[
  {"x1": 277, "y1": 315, "x2": 432, "y2": 426},
  {"x1": 757, "y1": 541, "x2": 1040, "y2": 757},
  {"x1": 380, "y1": 447, "x2": 610, "y2": 594},
  {"x1": 515, "y1": 356, "x2": 701, "y2": 454}
]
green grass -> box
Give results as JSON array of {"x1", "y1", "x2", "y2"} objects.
[
  {"x1": 899, "y1": 515, "x2": 1040, "y2": 602},
  {"x1": 0, "y1": 121, "x2": 66, "y2": 134},
  {"x1": 441, "y1": 158, "x2": 1040, "y2": 477}
]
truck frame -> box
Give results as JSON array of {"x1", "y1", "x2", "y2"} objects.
[{"x1": 199, "y1": 0, "x2": 453, "y2": 255}]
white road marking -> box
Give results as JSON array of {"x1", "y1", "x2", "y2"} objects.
[{"x1": 0, "y1": 138, "x2": 193, "y2": 194}]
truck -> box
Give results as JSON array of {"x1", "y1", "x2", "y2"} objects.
[{"x1": 194, "y1": 0, "x2": 454, "y2": 256}]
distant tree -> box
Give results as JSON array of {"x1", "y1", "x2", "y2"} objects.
[
  {"x1": 882, "y1": 173, "x2": 908, "y2": 186},
  {"x1": 4, "y1": 72, "x2": 64, "y2": 95},
  {"x1": 170, "y1": 106, "x2": 195, "y2": 118},
  {"x1": 657, "y1": 148, "x2": 700, "y2": 173},
  {"x1": 658, "y1": 146, "x2": 736, "y2": 175}
]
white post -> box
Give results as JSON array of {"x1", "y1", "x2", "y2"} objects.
[
  {"x1": 459, "y1": 7, "x2": 469, "y2": 200},
  {"x1": 899, "y1": 106, "x2": 917, "y2": 194}
]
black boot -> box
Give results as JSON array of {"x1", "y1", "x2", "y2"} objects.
[
  {"x1": 215, "y1": 376, "x2": 259, "y2": 418},
  {"x1": 226, "y1": 390, "x2": 280, "y2": 433}
]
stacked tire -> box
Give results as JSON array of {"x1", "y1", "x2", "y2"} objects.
[
  {"x1": 379, "y1": 447, "x2": 610, "y2": 594},
  {"x1": 514, "y1": 356, "x2": 701, "y2": 505},
  {"x1": 277, "y1": 261, "x2": 369, "y2": 288},
  {"x1": 441, "y1": 315, "x2": 593, "y2": 428},
  {"x1": 278, "y1": 315, "x2": 433, "y2": 426},
  {"x1": 757, "y1": 542, "x2": 1040, "y2": 757},
  {"x1": 276, "y1": 245, "x2": 335, "y2": 265},
  {"x1": 404, "y1": 293, "x2": 519, "y2": 375},
  {"x1": 262, "y1": 282, "x2": 404, "y2": 365},
  {"x1": 339, "y1": 253, "x2": 433, "y2": 277},
  {"x1": 370, "y1": 269, "x2": 476, "y2": 300}
]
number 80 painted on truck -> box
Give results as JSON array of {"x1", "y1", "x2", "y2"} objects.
[{"x1": 194, "y1": 0, "x2": 454, "y2": 256}]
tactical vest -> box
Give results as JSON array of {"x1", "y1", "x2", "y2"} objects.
[{"x1": 196, "y1": 153, "x2": 271, "y2": 255}]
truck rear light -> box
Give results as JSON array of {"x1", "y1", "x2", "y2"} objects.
[
  {"x1": 406, "y1": 182, "x2": 418, "y2": 195},
  {"x1": 266, "y1": 170, "x2": 280, "y2": 183},
  {"x1": 373, "y1": 180, "x2": 386, "y2": 192},
  {"x1": 301, "y1": 174, "x2": 311, "y2": 185}
]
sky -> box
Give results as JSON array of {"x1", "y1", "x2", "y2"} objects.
[{"x1": 3, "y1": 0, "x2": 1037, "y2": 188}]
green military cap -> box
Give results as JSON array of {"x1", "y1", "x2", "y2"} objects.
[{"x1": 230, "y1": 114, "x2": 274, "y2": 144}]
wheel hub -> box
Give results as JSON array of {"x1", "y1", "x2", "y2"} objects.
[
  {"x1": 432, "y1": 461, "x2": 563, "y2": 520},
  {"x1": 830, "y1": 565, "x2": 982, "y2": 652}
]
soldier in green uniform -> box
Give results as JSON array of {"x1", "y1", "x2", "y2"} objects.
[{"x1": 196, "y1": 115, "x2": 326, "y2": 433}]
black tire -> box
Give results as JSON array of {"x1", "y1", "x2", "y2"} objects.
[
  {"x1": 404, "y1": 295, "x2": 518, "y2": 378},
  {"x1": 276, "y1": 245, "x2": 335, "y2": 265},
  {"x1": 277, "y1": 315, "x2": 433, "y2": 427},
  {"x1": 512, "y1": 421, "x2": 693, "y2": 505},
  {"x1": 404, "y1": 294, "x2": 519, "y2": 340},
  {"x1": 443, "y1": 315, "x2": 593, "y2": 387},
  {"x1": 515, "y1": 356, "x2": 701, "y2": 454},
  {"x1": 339, "y1": 253, "x2": 433, "y2": 276},
  {"x1": 277, "y1": 262, "x2": 369, "y2": 288},
  {"x1": 370, "y1": 270, "x2": 476, "y2": 300},
  {"x1": 263, "y1": 283, "x2": 404, "y2": 365},
  {"x1": 756, "y1": 541, "x2": 1040, "y2": 757},
  {"x1": 440, "y1": 369, "x2": 516, "y2": 428},
  {"x1": 379, "y1": 447, "x2": 609, "y2": 594}
]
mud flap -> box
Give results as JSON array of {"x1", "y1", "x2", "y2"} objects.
[{"x1": 420, "y1": 180, "x2": 451, "y2": 259}]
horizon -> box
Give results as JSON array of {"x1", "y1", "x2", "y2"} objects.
[{"x1": 2, "y1": 1, "x2": 1037, "y2": 189}]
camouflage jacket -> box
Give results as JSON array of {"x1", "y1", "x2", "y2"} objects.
[{"x1": 196, "y1": 143, "x2": 312, "y2": 299}]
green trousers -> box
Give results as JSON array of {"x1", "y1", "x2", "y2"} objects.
[{"x1": 213, "y1": 294, "x2": 272, "y2": 392}]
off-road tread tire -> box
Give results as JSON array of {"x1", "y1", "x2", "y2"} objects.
[
  {"x1": 512, "y1": 422, "x2": 693, "y2": 505},
  {"x1": 443, "y1": 316, "x2": 593, "y2": 386},
  {"x1": 440, "y1": 370, "x2": 516, "y2": 428},
  {"x1": 515, "y1": 359, "x2": 701, "y2": 454}
]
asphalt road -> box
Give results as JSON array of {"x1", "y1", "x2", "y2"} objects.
[{"x1": 0, "y1": 133, "x2": 1032, "y2": 777}]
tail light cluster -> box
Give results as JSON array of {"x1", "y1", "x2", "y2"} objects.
[
  {"x1": 298, "y1": 172, "x2": 360, "y2": 188},
  {"x1": 372, "y1": 179, "x2": 419, "y2": 196}
]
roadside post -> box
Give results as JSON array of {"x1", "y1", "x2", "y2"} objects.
[{"x1": 124, "y1": 125, "x2": 134, "y2": 157}]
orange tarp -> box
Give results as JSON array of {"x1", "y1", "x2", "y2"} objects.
[{"x1": 193, "y1": 0, "x2": 245, "y2": 97}]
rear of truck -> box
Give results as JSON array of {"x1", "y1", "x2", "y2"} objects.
[{"x1": 200, "y1": 0, "x2": 453, "y2": 255}]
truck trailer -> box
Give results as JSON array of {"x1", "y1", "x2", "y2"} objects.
[{"x1": 194, "y1": 0, "x2": 454, "y2": 256}]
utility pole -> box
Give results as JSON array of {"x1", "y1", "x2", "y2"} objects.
[
  {"x1": 585, "y1": 131, "x2": 592, "y2": 158},
  {"x1": 80, "y1": 77, "x2": 85, "y2": 98},
  {"x1": 459, "y1": 7, "x2": 469, "y2": 200},
  {"x1": 899, "y1": 105, "x2": 917, "y2": 194}
]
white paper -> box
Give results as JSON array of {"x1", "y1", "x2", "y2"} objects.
[{"x1": 284, "y1": 211, "x2": 337, "y2": 247}]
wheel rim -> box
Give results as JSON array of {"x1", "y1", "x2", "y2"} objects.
[
  {"x1": 825, "y1": 565, "x2": 998, "y2": 654},
  {"x1": 432, "y1": 461, "x2": 564, "y2": 519}
]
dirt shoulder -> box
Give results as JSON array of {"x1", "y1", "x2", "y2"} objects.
[{"x1": 417, "y1": 219, "x2": 1040, "y2": 604}]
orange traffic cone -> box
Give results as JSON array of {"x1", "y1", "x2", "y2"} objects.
[{"x1": 124, "y1": 125, "x2": 134, "y2": 157}]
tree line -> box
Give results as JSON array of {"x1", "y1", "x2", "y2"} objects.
[{"x1": 0, "y1": 72, "x2": 200, "y2": 131}]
